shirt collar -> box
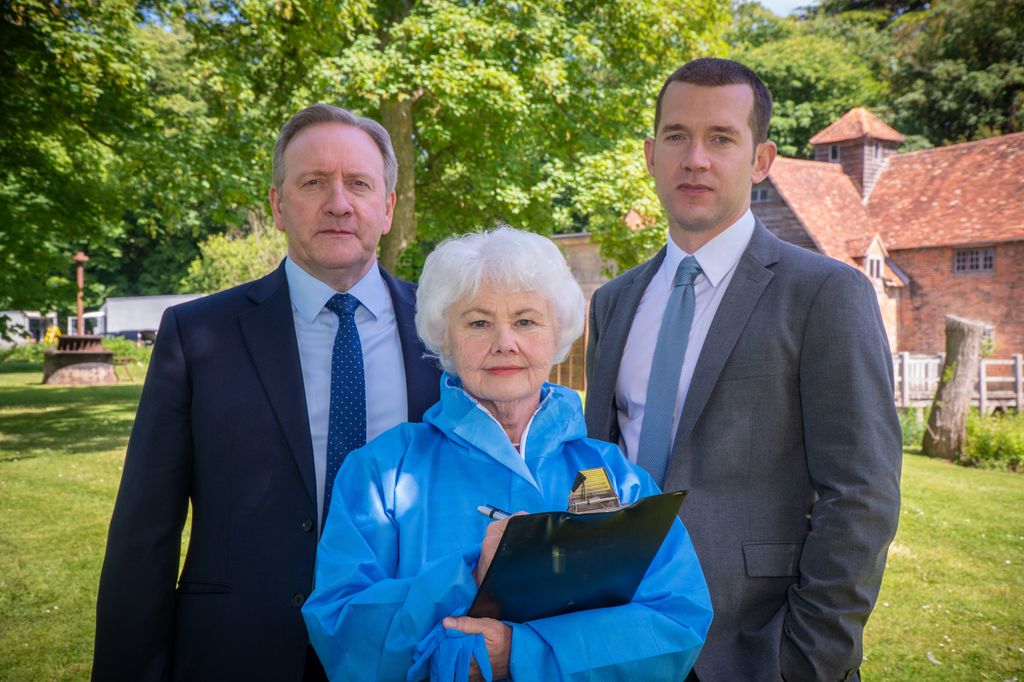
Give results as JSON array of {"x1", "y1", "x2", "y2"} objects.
[
  {"x1": 285, "y1": 257, "x2": 389, "y2": 323},
  {"x1": 663, "y1": 209, "x2": 755, "y2": 288}
]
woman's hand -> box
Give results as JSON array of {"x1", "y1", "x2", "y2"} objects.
[
  {"x1": 474, "y1": 511, "x2": 527, "y2": 586},
  {"x1": 474, "y1": 517, "x2": 510, "y2": 586},
  {"x1": 443, "y1": 615, "x2": 512, "y2": 681}
]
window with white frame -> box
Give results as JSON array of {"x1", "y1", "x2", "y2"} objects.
[
  {"x1": 953, "y1": 247, "x2": 995, "y2": 273},
  {"x1": 830, "y1": 144, "x2": 840, "y2": 162},
  {"x1": 867, "y1": 255, "x2": 883, "y2": 280},
  {"x1": 750, "y1": 188, "x2": 769, "y2": 202}
]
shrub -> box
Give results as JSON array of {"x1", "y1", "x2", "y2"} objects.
[
  {"x1": 898, "y1": 407, "x2": 928, "y2": 448},
  {"x1": 0, "y1": 341, "x2": 53, "y2": 365},
  {"x1": 963, "y1": 411, "x2": 1024, "y2": 472},
  {"x1": 100, "y1": 337, "x2": 153, "y2": 366}
]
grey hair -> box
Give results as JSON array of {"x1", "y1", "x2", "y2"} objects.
[
  {"x1": 415, "y1": 226, "x2": 585, "y2": 374},
  {"x1": 272, "y1": 103, "x2": 398, "y2": 195}
]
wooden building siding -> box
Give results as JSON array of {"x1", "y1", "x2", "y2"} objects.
[
  {"x1": 812, "y1": 138, "x2": 899, "y2": 197},
  {"x1": 751, "y1": 180, "x2": 819, "y2": 252}
]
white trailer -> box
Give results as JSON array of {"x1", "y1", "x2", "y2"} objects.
[{"x1": 98, "y1": 294, "x2": 205, "y2": 338}]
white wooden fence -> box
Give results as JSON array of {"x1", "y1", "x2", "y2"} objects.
[{"x1": 894, "y1": 352, "x2": 1024, "y2": 413}]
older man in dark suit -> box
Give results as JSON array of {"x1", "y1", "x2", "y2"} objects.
[
  {"x1": 93, "y1": 104, "x2": 441, "y2": 681},
  {"x1": 585, "y1": 59, "x2": 902, "y2": 682}
]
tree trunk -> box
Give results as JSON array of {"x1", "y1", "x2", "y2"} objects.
[
  {"x1": 921, "y1": 315, "x2": 989, "y2": 460},
  {"x1": 378, "y1": 96, "x2": 418, "y2": 274}
]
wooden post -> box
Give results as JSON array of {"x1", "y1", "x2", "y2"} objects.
[
  {"x1": 922, "y1": 315, "x2": 991, "y2": 460},
  {"x1": 1014, "y1": 354, "x2": 1023, "y2": 412},
  {"x1": 73, "y1": 251, "x2": 89, "y2": 335},
  {"x1": 899, "y1": 351, "x2": 911, "y2": 408}
]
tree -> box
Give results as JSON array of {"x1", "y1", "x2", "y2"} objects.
[
  {"x1": 889, "y1": 0, "x2": 1024, "y2": 144},
  {"x1": 729, "y1": 4, "x2": 892, "y2": 157},
  {"x1": 179, "y1": 0, "x2": 730, "y2": 276},
  {"x1": 815, "y1": 0, "x2": 929, "y2": 26},
  {"x1": 0, "y1": 0, "x2": 155, "y2": 321},
  {"x1": 181, "y1": 209, "x2": 287, "y2": 293}
]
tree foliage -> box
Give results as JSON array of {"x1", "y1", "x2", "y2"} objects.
[
  {"x1": 0, "y1": 1, "x2": 155, "y2": 317},
  {"x1": 6, "y1": 0, "x2": 1019, "y2": 314},
  {"x1": 180, "y1": 210, "x2": 287, "y2": 293},
  {"x1": 177, "y1": 0, "x2": 729, "y2": 277},
  {"x1": 733, "y1": 0, "x2": 1023, "y2": 155},
  {"x1": 888, "y1": 0, "x2": 1024, "y2": 144},
  {"x1": 730, "y1": 3, "x2": 891, "y2": 157}
]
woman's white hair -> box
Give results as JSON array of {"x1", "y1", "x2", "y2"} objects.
[{"x1": 415, "y1": 226, "x2": 585, "y2": 374}]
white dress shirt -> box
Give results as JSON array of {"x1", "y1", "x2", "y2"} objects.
[
  {"x1": 615, "y1": 210, "x2": 755, "y2": 461},
  {"x1": 285, "y1": 257, "x2": 408, "y2": 529}
]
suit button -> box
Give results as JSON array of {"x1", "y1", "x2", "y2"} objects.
[
  {"x1": 291, "y1": 593, "x2": 306, "y2": 607},
  {"x1": 302, "y1": 518, "x2": 314, "y2": 532}
]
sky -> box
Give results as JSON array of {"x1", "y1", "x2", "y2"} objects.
[{"x1": 758, "y1": 0, "x2": 815, "y2": 16}]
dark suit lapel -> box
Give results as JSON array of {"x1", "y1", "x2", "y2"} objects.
[
  {"x1": 239, "y1": 264, "x2": 316, "y2": 505},
  {"x1": 672, "y1": 222, "x2": 780, "y2": 452},
  {"x1": 380, "y1": 265, "x2": 440, "y2": 421},
  {"x1": 590, "y1": 249, "x2": 666, "y2": 439}
]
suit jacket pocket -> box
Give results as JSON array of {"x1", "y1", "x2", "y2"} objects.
[
  {"x1": 177, "y1": 580, "x2": 231, "y2": 595},
  {"x1": 742, "y1": 541, "x2": 803, "y2": 577},
  {"x1": 717, "y1": 360, "x2": 790, "y2": 383}
]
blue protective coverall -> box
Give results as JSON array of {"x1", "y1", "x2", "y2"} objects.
[{"x1": 303, "y1": 374, "x2": 712, "y2": 681}]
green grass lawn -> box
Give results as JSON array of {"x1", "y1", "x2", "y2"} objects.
[{"x1": 1, "y1": 363, "x2": 1022, "y2": 680}]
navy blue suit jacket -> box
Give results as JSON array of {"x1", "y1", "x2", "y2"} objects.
[{"x1": 93, "y1": 262, "x2": 440, "y2": 681}]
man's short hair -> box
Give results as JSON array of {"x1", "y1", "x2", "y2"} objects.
[
  {"x1": 653, "y1": 58, "x2": 773, "y2": 145},
  {"x1": 272, "y1": 104, "x2": 398, "y2": 195}
]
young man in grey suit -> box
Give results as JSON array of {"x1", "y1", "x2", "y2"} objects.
[{"x1": 585, "y1": 58, "x2": 902, "y2": 682}]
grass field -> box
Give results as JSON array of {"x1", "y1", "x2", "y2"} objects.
[{"x1": 1, "y1": 363, "x2": 1022, "y2": 680}]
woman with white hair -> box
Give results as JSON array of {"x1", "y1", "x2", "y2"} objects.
[{"x1": 303, "y1": 227, "x2": 712, "y2": 681}]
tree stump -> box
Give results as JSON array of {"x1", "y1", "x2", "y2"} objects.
[{"x1": 921, "y1": 315, "x2": 991, "y2": 460}]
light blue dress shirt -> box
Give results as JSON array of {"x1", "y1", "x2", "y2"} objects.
[
  {"x1": 285, "y1": 257, "x2": 408, "y2": 531},
  {"x1": 615, "y1": 210, "x2": 756, "y2": 461}
]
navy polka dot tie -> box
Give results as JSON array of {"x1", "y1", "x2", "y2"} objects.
[{"x1": 322, "y1": 293, "x2": 366, "y2": 530}]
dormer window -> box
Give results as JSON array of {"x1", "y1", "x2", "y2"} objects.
[
  {"x1": 751, "y1": 188, "x2": 769, "y2": 202},
  {"x1": 867, "y1": 255, "x2": 883, "y2": 280},
  {"x1": 829, "y1": 144, "x2": 840, "y2": 162}
]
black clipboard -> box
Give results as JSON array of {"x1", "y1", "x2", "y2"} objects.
[{"x1": 468, "y1": 490, "x2": 687, "y2": 623}]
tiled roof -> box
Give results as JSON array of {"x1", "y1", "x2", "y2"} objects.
[
  {"x1": 768, "y1": 157, "x2": 876, "y2": 265},
  {"x1": 809, "y1": 107, "x2": 905, "y2": 145},
  {"x1": 845, "y1": 235, "x2": 883, "y2": 259},
  {"x1": 869, "y1": 132, "x2": 1024, "y2": 250}
]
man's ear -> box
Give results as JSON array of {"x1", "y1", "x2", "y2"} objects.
[
  {"x1": 643, "y1": 136, "x2": 657, "y2": 177},
  {"x1": 381, "y1": 191, "x2": 396, "y2": 236},
  {"x1": 269, "y1": 186, "x2": 286, "y2": 233},
  {"x1": 752, "y1": 140, "x2": 777, "y2": 183}
]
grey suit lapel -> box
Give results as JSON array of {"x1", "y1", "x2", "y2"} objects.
[
  {"x1": 671, "y1": 222, "x2": 780, "y2": 455},
  {"x1": 590, "y1": 249, "x2": 666, "y2": 438},
  {"x1": 239, "y1": 264, "x2": 317, "y2": 506}
]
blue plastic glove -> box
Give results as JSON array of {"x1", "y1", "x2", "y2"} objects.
[{"x1": 407, "y1": 608, "x2": 494, "y2": 682}]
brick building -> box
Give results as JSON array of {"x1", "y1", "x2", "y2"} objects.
[{"x1": 753, "y1": 108, "x2": 1024, "y2": 357}]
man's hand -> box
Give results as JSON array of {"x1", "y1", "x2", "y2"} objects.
[{"x1": 443, "y1": 616, "x2": 512, "y2": 681}]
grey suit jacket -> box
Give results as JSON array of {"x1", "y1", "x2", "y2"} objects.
[{"x1": 585, "y1": 222, "x2": 902, "y2": 682}]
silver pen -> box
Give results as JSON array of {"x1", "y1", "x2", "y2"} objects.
[{"x1": 476, "y1": 504, "x2": 511, "y2": 520}]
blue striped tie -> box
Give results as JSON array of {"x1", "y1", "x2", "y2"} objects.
[
  {"x1": 322, "y1": 293, "x2": 366, "y2": 530},
  {"x1": 636, "y1": 256, "x2": 702, "y2": 486}
]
